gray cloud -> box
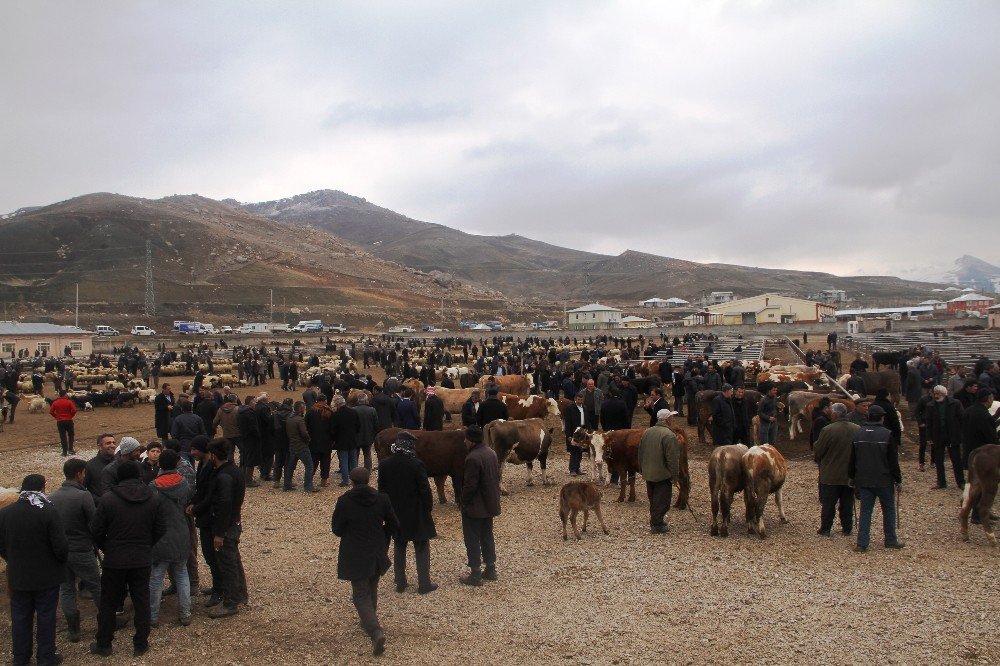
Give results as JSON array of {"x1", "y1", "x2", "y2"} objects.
[{"x1": 2, "y1": 1, "x2": 998, "y2": 276}]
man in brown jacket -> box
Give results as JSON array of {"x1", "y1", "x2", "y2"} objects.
[
  {"x1": 813, "y1": 403, "x2": 860, "y2": 536},
  {"x1": 459, "y1": 426, "x2": 501, "y2": 587},
  {"x1": 283, "y1": 401, "x2": 318, "y2": 492},
  {"x1": 212, "y1": 394, "x2": 241, "y2": 460}
]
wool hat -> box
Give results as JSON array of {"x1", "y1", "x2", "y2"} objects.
[{"x1": 117, "y1": 436, "x2": 143, "y2": 456}]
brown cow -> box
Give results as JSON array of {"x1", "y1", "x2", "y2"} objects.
[
  {"x1": 477, "y1": 374, "x2": 533, "y2": 395},
  {"x1": 374, "y1": 428, "x2": 466, "y2": 504},
  {"x1": 482, "y1": 418, "x2": 553, "y2": 494},
  {"x1": 709, "y1": 444, "x2": 749, "y2": 537},
  {"x1": 959, "y1": 444, "x2": 1000, "y2": 547},
  {"x1": 570, "y1": 428, "x2": 608, "y2": 485},
  {"x1": 499, "y1": 394, "x2": 560, "y2": 421},
  {"x1": 435, "y1": 387, "x2": 477, "y2": 414},
  {"x1": 559, "y1": 481, "x2": 609, "y2": 541},
  {"x1": 601, "y1": 428, "x2": 690, "y2": 508},
  {"x1": 346, "y1": 388, "x2": 373, "y2": 407},
  {"x1": 741, "y1": 445, "x2": 788, "y2": 538}
]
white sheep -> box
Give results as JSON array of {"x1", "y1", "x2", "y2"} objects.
[{"x1": 28, "y1": 397, "x2": 47, "y2": 414}]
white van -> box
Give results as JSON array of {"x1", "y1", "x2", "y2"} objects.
[
  {"x1": 96, "y1": 325, "x2": 120, "y2": 336},
  {"x1": 131, "y1": 325, "x2": 156, "y2": 336}
]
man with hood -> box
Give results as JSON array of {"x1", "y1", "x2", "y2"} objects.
[
  {"x1": 212, "y1": 394, "x2": 241, "y2": 455},
  {"x1": 236, "y1": 395, "x2": 262, "y2": 488},
  {"x1": 377, "y1": 432, "x2": 438, "y2": 595},
  {"x1": 148, "y1": 450, "x2": 193, "y2": 627},
  {"x1": 96, "y1": 437, "x2": 145, "y2": 497},
  {"x1": 331, "y1": 467, "x2": 399, "y2": 657},
  {"x1": 89, "y1": 460, "x2": 169, "y2": 657}
]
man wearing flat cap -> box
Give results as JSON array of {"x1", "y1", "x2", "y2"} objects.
[
  {"x1": 459, "y1": 426, "x2": 501, "y2": 586},
  {"x1": 638, "y1": 410, "x2": 680, "y2": 533},
  {"x1": 848, "y1": 404, "x2": 904, "y2": 553},
  {"x1": 377, "y1": 432, "x2": 438, "y2": 594}
]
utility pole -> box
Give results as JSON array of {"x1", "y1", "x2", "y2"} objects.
[
  {"x1": 75, "y1": 283, "x2": 79, "y2": 328},
  {"x1": 270, "y1": 289, "x2": 274, "y2": 323},
  {"x1": 144, "y1": 240, "x2": 155, "y2": 316},
  {"x1": 440, "y1": 297, "x2": 444, "y2": 329}
]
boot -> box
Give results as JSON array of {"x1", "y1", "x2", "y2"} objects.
[
  {"x1": 459, "y1": 569, "x2": 483, "y2": 587},
  {"x1": 66, "y1": 612, "x2": 81, "y2": 643},
  {"x1": 244, "y1": 467, "x2": 259, "y2": 488},
  {"x1": 372, "y1": 629, "x2": 386, "y2": 656},
  {"x1": 482, "y1": 566, "x2": 497, "y2": 582},
  {"x1": 321, "y1": 477, "x2": 329, "y2": 488}
]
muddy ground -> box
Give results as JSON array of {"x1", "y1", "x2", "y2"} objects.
[{"x1": 0, "y1": 345, "x2": 997, "y2": 665}]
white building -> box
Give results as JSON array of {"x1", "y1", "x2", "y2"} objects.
[
  {"x1": 567, "y1": 303, "x2": 622, "y2": 330},
  {"x1": 707, "y1": 291, "x2": 737, "y2": 304},
  {"x1": 640, "y1": 297, "x2": 670, "y2": 308}
]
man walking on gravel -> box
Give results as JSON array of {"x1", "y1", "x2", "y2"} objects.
[
  {"x1": 331, "y1": 467, "x2": 398, "y2": 656},
  {"x1": 638, "y1": 410, "x2": 680, "y2": 534},
  {"x1": 459, "y1": 426, "x2": 501, "y2": 586},
  {"x1": 49, "y1": 389, "x2": 78, "y2": 456},
  {"x1": 848, "y1": 406, "x2": 904, "y2": 553}
]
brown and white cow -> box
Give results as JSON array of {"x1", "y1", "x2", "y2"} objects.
[
  {"x1": 482, "y1": 418, "x2": 554, "y2": 494},
  {"x1": 477, "y1": 374, "x2": 533, "y2": 395},
  {"x1": 794, "y1": 396, "x2": 856, "y2": 441},
  {"x1": 959, "y1": 444, "x2": 1000, "y2": 547},
  {"x1": 559, "y1": 481, "x2": 609, "y2": 541},
  {"x1": 786, "y1": 390, "x2": 823, "y2": 439},
  {"x1": 570, "y1": 428, "x2": 607, "y2": 485},
  {"x1": 499, "y1": 394, "x2": 560, "y2": 421},
  {"x1": 708, "y1": 444, "x2": 749, "y2": 537},
  {"x1": 374, "y1": 428, "x2": 466, "y2": 504},
  {"x1": 346, "y1": 388, "x2": 373, "y2": 407},
  {"x1": 741, "y1": 444, "x2": 788, "y2": 538}
]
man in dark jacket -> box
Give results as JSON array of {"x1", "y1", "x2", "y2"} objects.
[
  {"x1": 378, "y1": 432, "x2": 437, "y2": 594},
  {"x1": 459, "y1": 426, "x2": 501, "y2": 587},
  {"x1": 731, "y1": 387, "x2": 754, "y2": 445},
  {"x1": 205, "y1": 440, "x2": 247, "y2": 619},
  {"x1": 306, "y1": 397, "x2": 334, "y2": 488},
  {"x1": 925, "y1": 385, "x2": 966, "y2": 489},
  {"x1": 170, "y1": 401, "x2": 207, "y2": 464},
  {"x1": 352, "y1": 393, "x2": 379, "y2": 471},
  {"x1": 85, "y1": 433, "x2": 117, "y2": 497},
  {"x1": 153, "y1": 384, "x2": 174, "y2": 446},
  {"x1": 396, "y1": 389, "x2": 421, "y2": 429},
  {"x1": 254, "y1": 394, "x2": 275, "y2": 482},
  {"x1": 710, "y1": 385, "x2": 736, "y2": 446},
  {"x1": 50, "y1": 458, "x2": 101, "y2": 643},
  {"x1": 89, "y1": 460, "x2": 168, "y2": 657},
  {"x1": 0, "y1": 474, "x2": 69, "y2": 666},
  {"x1": 194, "y1": 389, "x2": 219, "y2": 438},
  {"x1": 96, "y1": 437, "x2": 145, "y2": 498},
  {"x1": 186, "y1": 438, "x2": 220, "y2": 605},
  {"x1": 284, "y1": 402, "x2": 318, "y2": 492},
  {"x1": 236, "y1": 395, "x2": 262, "y2": 488},
  {"x1": 962, "y1": 388, "x2": 998, "y2": 467},
  {"x1": 371, "y1": 386, "x2": 395, "y2": 431},
  {"x1": 330, "y1": 395, "x2": 361, "y2": 487},
  {"x1": 758, "y1": 386, "x2": 780, "y2": 445},
  {"x1": 563, "y1": 393, "x2": 592, "y2": 476},
  {"x1": 461, "y1": 390, "x2": 482, "y2": 427},
  {"x1": 271, "y1": 398, "x2": 294, "y2": 488},
  {"x1": 148, "y1": 450, "x2": 193, "y2": 627},
  {"x1": 848, "y1": 406, "x2": 904, "y2": 553},
  {"x1": 810, "y1": 398, "x2": 832, "y2": 449},
  {"x1": 476, "y1": 389, "x2": 509, "y2": 428},
  {"x1": 643, "y1": 388, "x2": 670, "y2": 428},
  {"x1": 600, "y1": 390, "x2": 630, "y2": 432},
  {"x1": 813, "y1": 404, "x2": 860, "y2": 536},
  {"x1": 872, "y1": 388, "x2": 902, "y2": 449},
  {"x1": 331, "y1": 467, "x2": 398, "y2": 656},
  {"x1": 422, "y1": 387, "x2": 445, "y2": 431}
]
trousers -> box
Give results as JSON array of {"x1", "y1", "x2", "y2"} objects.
[
  {"x1": 215, "y1": 526, "x2": 248, "y2": 609},
  {"x1": 818, "y1": 483, "x2": 854, "y2": 533},
  {"x1": 461, "y1": 515, "x2": 496, "y2": 571},
  {"x1": 857, "y1": 486, "x2": 899, "y2": 550},
  {"x1": 350, "y1": 575, "x2": 382, "y2": 637},
  {"x1": 285, "y1": 448, "x2": 316, "y2": 490},
  {"x1": 646, "y1": 479, "x2": 673, "y2": 527},
  {"x1": 95, "y1": 566, "x2": 151, "y2": 651},
  {"x1": 56, "y1": 420, "x2": 75, "y2": 454},
  {"x1": 10, "y1": 586, "x2": 59, "y2": 666},
  {"x1": 59, "y1": 550, "x2": 102, "y2": 616},
  {"x1": 393, "y1": 539, "x2": 431, "y2": 589},
  {"x1": 199, "y1": 527, "x2": 220, "y2": 593},
  {"x1": 933, "y1": 442, "x2": 965, "y2": 488},
  {"x1": 149, "y1": 559, "x2": 191, "y2": 622}
]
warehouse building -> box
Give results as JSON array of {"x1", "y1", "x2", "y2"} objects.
[
  {"x1": 702, "y1": 294, "x2": 835, "y2": 325},
  {"x1": 0, "y1": 322, "x2": 94, "y2": 358}
]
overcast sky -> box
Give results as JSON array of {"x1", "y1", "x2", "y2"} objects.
[{"x1": 3, "y1": 1, "x2": 998, "y2": 278}]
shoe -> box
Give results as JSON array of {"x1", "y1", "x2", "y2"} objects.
[
  {"x1": 272, "y1": 481, "x2": 281, "y2": 489},
  {"x1": 395, "y1": 582, "x2": 408, "y2": 593},
  {"x1": 339, "y1": 482, "x2": 350, "y2": 487},
  {"x1": 162, "y1": 584, "x2": 177, "y2": 596},
  {"x1": 816, "y1": 529, "x2": 831, "y2": 537},
  {"x1": 245, "y1": 479, "x2": 260, "y2": 488},
  {"x1": 90, "y1": 642, "x2": 112, "y2": 657},
  {"x1": 482, "y1": 567, "x2": 497, "y2": 581},
  {"x1": 61, "y1": 452, "x2": 68, "y2": 457},
  {"x1": 650, "y1": 525, "x2": 669, "y2": 534},
  {"x1": 304, "y1": 487, "x2": 320, "y2": 493},
  {"x1": 66, "y1": 611, "x2": 81, "y2": 643},
  {"x1": 208, "y1": 604, "x2": 239, "y2": 619},
  {"x1": 418, "y1": 583, "x2": 439, "y2": 594},
  {"x1": 133, "y1": 644, "x2": 149, "y2": 658},
  {"x1": 918, "y1": 464, "x2": 925, "y2": 472},
  {"x1": 179, "y1": 615, "x2": 192, "y2": 626},
  {"x1": 372, "y1": 630, "x2": 386, "y2": 657},
  {"x1": 459, "y1": 572, "x2": 483, "y2": 587},
  {"x1": 204, "y1": 593, "x2": 222, "y2": 608},
  {"x1": 283, "y1": 485, "x2": 297, "y2": 491},
  {"x1": 854, "y1": 545, "x2": 868, "y2": 553},
  {"x1": 885, "y1": 542, "x2": 906, "y2": 550},
  {"x1": 41, "y1": 655, "x2": 62, "y2": 666},
  {"x1": 199, "y1": 586, "x2": 216, "y2": 596},
  {"x1": 842, "y1": 530, "x2": 853, "y2": 537},
  {"x1": 68, "y1": 449, "x2": 76, "y2": 455},
  {"x1": 931, "y1": 484, "x2": 946, "y2": 490}
]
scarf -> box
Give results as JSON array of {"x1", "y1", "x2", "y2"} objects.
[
  {"x1": 390, "y1": 440, "x2": 418, "y2": 457},
  {"x1": 19, "y1": 490, "x2": 49, "y2": 509}
]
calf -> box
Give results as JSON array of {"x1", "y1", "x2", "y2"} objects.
[
  {"x1": 786, "y1": 391, "x2": 824, "y2": 439},
  {"x1": 483, "y1": 418, "x2": 554, "y2": 494},
  {"x1": 559, "y1": 481, "x2": 609, "y2": 541},
  {"x1": 871, "y1": 351, "x2": 902, "y2": 372},
  {"x1": 959, "y1": 444, "x2": 1000, "y2": 546},
  {"x1": 477, "y1": 374, "x2": 533, "y2": 395},
  {"x1": 708, "y1": 444, "x2": 749, "y2": 537},
  {"x1": 570, "y1": 428, "x2": 607, "y2": 485},
  {"x1": 374, "y1": 428, "x2": 467, "y2": 504},
  {"x1": 741, "y1": 445, "x2": 789, "y2": 538}
]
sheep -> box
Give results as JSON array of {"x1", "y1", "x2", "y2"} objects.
[
  {"x1": 28, "y1": 397, "x2": 47, "y2": 414},
  {"x1": 105, "y1": 381, "x2": 125, "y2": 391},
  {"x1": 137, "y1": 389, "x2": 156, "y2": 403}
]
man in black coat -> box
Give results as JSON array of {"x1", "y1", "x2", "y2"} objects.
[
  {"x1": 962, "y1": 388, "x2": 998, "y2": 467},
  {"x1": 85, "y1": 433, "x2": 117, "y2": 497},
  {"x1": 476, "y1": 389, "x2": 509, "y2": 428},
  {"x1": 153, "y1": 384, "x2": 174, "y2": 446},
  {"x1": 89, "y1": 461, "x2": 168, "y2": 657},
  {"x1": 236, "y1": 395, "x2": 262, "y2": 488},
  {"x1": 459, "y1": 426, "x2": 501, "y2": 587},
  {"x1": 600, "y1": 390, "x2": 630, "y2": 432},
  {"x1": 204, "y1": 440, "x2": 247, "y2": 619},
  {"x1": 563, "y1": 393, "x2": 592, "y2": 475},
  {"x1": 331, "y1": 467, "x2": 399, "y2": 657},
  {"x1": 377, "y1": 432, "x2": 437, "y2": 594},
  {"x1": 422, "y1": 387, "x2": 446, "y2": 431},
  {"x1": 711, "y1": 385, "x2": 736, "y2": 445},
  {"x1": 330, "y1": 396, "x2": 361, "y2": 487},
  {"x1": 925, "y1": 385, "x2": 966, "y2": 489},
  {"x1": 731, "y1": 387, "x2": 754, "y2": 445},
  {"x1": 0, "y1": 474, "x2": 69, "y2": 666},
  {"x1": 461, "y1": 390, "x2": 482, "y2": 427},
  {"x1": 371, "y1": 386, "x2": 395, "y2": 431},
  {"x1": 644, "y1": 388, "x2": 670, "y2": 428}
]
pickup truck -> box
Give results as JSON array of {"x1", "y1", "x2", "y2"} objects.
[
  {"x1": 131, "y1": 325, "x2": 156, "y2": 336},
  {"x1": 387, "y1": 326, "x2": 417, "y2": 334},
  {"x1": 96, "y1": 325, "x2": 120, "y2": 336}
]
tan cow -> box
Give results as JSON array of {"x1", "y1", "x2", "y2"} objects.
[
  {"x1": 499, "y1": 394, "x2": 560, "y2": 420},
  {"x1": 741, "y1": 445, "x2": 789, "y2": 538},
  {"x1": 559, "y1": 481, "x2": 609, "y2": 541},
  {"x1": 477, "y1": 374, "x2": 533, "y2": 395}
]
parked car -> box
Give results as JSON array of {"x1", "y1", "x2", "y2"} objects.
[
  {"x1": 96, "y1": 325, "x2": 120, "y2": 336},
  {"x1": 325, "y1": 323, "x2": 347, "y2": 333},
  {"x1": 220, "y1": 326, "x2": 234, "y2": 334},
  {"x1": 131, "y1": 325, "x2": 156, "y2": 336}
]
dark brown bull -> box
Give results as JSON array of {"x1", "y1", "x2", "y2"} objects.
[
  {"x1": 855, "y1": 370, "x2": 902, "y2": 404},
  {"x1": 602, "y1": 427, "x2": 690, "y2": 508},
  {"x1": 374, "y1": 428, "x2": 466, "y2": 504},
  {"x1": 960, "y1": 444, "x2": 1000, "y2": 547},
  {"x1": 708, "y1": 444, "x2": 748, "y2": 537},
  {"x1": 482, "y1": 418, "x2": 554, "y2": 495}
]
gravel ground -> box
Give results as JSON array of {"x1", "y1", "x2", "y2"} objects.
[{"x1": 1, "y1": 367, "x2": 998, "y2": 665}]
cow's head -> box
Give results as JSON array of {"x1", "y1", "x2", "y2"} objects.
[{"x1": 546, "y1": 397, "x2": 560, "y2": 417}]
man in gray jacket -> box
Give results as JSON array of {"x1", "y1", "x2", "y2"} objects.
[
  {"x1": 813, "y1": 404, "x2": 860, "y2": 537},
  {"x1": 50, "y1": 457, "x2": 102, "y2": 642},
  {"x1": 284, "y1": 401, "x2": 318, "y2": 493}
]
